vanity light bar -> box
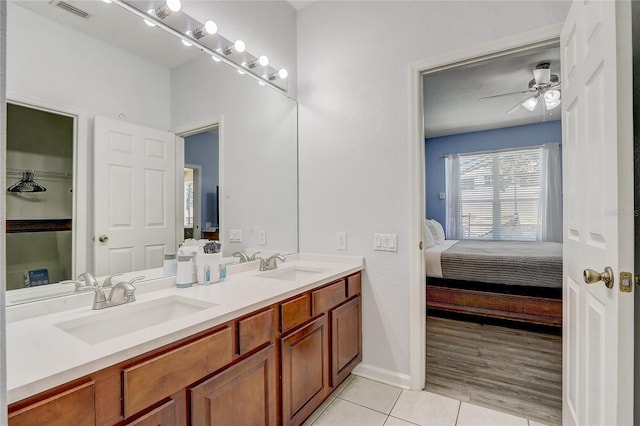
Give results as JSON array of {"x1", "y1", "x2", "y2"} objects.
[{"x1": 110, "y1": 0, "x2": 289, "y2": 95}]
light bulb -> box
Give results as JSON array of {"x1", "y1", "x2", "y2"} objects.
[
  {"x1": 204, "y1": 20, "x2": 217, "y2": 35},
  {"x1": 181, "y1": 39, "x2": 192, "y2": 47},
  {"x1": 166, "y1": 0, "x2": 181, "y2": 12},
  {"x1": 545, "y1": 98, "x2": 561, "y2": 110},
  {"x1": 258, "y1": 55, "x2": 269, "y2": 67},
  {"x1": 102, "y1": 0, "x2": 112, "y2": 3},
  {"x1": 278, "y1": 68, "x2": 288, "y2": 79},
  {"x1": 544, "y1": 89, "x2": 561, "y2": 102},
  {"x1": 212, "y1": 55, "x2": 221, "y2": 63},
  {"x1": 234, "y1": 40, "x2": 246, "y2": 53},
  {"x1": 522, "y1": 96, "x2": 538, "y2": 112}
]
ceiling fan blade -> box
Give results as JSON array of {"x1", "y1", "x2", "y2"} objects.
[
  {"x1": 533, "y1": 68, "x2": 551, "y2": 85},
  {"x1": 479, "y1": 90, "x2": 531, "y2": 100},
  {"x1": 505, "y1": 95, "x2": 537, "y2": 115}
]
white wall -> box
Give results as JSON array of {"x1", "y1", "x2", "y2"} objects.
[
  {"x1": 6, "y1": 3, "x2": 170, "y2": 130},
  {"x1": 297, "y1": 1, "x2": 571, "y2": 384},
  {"x1": 171, "y1": 53, "x2": 298, "y2": 256}
]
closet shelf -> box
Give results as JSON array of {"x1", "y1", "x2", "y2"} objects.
[{"x1": 6, "y1": 219, "x2": 72, "y2": 234}]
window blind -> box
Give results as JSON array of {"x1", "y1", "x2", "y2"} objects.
[{"x1": 447, "y1": 147, "x2": 542, "y2": 241}]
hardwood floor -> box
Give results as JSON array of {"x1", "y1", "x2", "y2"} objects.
[{"x1": 425, "y1": 315, "x2": 562, "y2": 426}]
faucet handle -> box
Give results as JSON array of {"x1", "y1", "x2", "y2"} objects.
[
  {"x1": 78, "y1": 272, "x2": 98, "y2": 286},
  {"x1": 61, "y1": 279, "x2": 88, "y2": 292},
  {"x1": 126, "y1": 276, "x2": 146, "y2": 288},
  {"x1": 249, "y1": 251, "x2": 261, "y2": 261},
  {"x1": 102, "y1": 273, "x2": 124, "y2": 288}
]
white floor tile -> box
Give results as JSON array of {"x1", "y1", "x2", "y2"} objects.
[
  {"x1": 339, "y1": 376, "x2": 402, "y2": 414},
  {"x1": 334, "y1": 374, "x2": 356, "y2": 397},
  {"x1": 385, "y1": 416, "x2": 420, "y2": 425},
  {"x1": 390, "y1": 390, "x2": 460, "y2": 426},
  {"x1": 456, "y1": 403, "x2": 527, "y2": 426},
  {"x1": 302, "y1": 394, "x2": 337, "y2": 426},
  {"x1": 312, "y1": 398, "x2": 388, "y2": 426}
]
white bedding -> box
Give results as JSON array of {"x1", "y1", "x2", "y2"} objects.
[{"x1": 424, "y1": 240, "x2": 459, "y2": 278}]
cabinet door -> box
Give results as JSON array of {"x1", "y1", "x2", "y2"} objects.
[
  {"x1": 331, "y1": 296, "x2": 362, "y2": 387},
  {"x1": 281, "y1": 315, "x2": 329, "y2": 426},
  {"x1": 190, "y1": 345, "x2": 276, "y2": 426},
  {"x1": 125, "y1": 400, "x2": 175, "y2": 426},
  {"x1": 8, "y1": 381, "x2": 95, "y2": 426}
]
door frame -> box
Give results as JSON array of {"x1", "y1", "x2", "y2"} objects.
[
  {"x1": 407, "y1": 23, "x2": 564, "y2": 390},
  {"x1": 172, "y1": 116, "x2": 223, "y2": 244},
  {"x1": 5, "y1": 91, "x2": 89, "y2": 278},
  {"x1": 184, "y1": 164, "x2": 202, "y2": 239}
]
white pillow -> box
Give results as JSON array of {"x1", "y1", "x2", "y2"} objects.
[
  {"x1": 423, "y1": 220, "x2": 436, "y2": 248},
  {"x1": 430, "y1": 219, "x2": 446, "y2": 243},
  {"x1": 425, "y1": 219, "x2": 443, "y2": 245}
]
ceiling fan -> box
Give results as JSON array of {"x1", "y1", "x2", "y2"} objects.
[{"x1": 480, "y1": 63, "x2": 561, "y2": 114}]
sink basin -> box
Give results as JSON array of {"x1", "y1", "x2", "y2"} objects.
[
  {"x1": 55, "y1": 295, "x2": 216, "y2": 345},
  {"x1": 257, "y1": 266, "x2": 327, "y2": 282}
]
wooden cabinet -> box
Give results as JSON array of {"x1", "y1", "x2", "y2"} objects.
[
  {"x1": 125, "y1": 400, "x2": 176, "y2": 426},
  {"x1": 191, "y1": 345, "x2": 277, "y2": 426},
  {"x1": 281, "y1": 315, "x2": 329, "y2": 426},
  {"x1": 8, "y1": 271, "x2": 363, "y2": 426},
  {"x1": 331, "y1": 296, "x2": 362, "y2": 386},
  {"x1": 8, "y1": 381, "x2": 95, "y2": 426},
  {"x1": 122, "y1": 326, "x2": 233, "y2": 417}
]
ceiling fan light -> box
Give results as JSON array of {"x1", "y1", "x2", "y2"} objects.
[
  {"x1": 545, "y1": 98, "x2": 561, "y2": 110},
  {"x1": 522, "y1": 96, "x2": 539, "y2": 112},
  {"x1": 544, "y1": 88, "x2": 561, "y2": 102},
  {"x1": 533, "y1": 68, "x2": 551, "y2": 85}
]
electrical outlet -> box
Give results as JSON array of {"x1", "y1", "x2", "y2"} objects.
[
  {"x1": 258, "y1": 229, "x2": 266, "y2": 245},
  {"x1": 229, "y1": 229, "x2": 242, "y2": 242},
  {"x1": 336, "y1": 232, "x2": 347, "y2": 250}
]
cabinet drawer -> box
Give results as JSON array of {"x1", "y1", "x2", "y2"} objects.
[
  {"x1": 8, "y1": 381, "x2": 95, "y2": 426},
  {"x1": 122, "y1": 326, "x2": 233, "y2": 418},
  {"x1": 125, "y1": 400, "x2": 175, "y2": 426},
  {"x1": 238, "y1": 308, "x2": 275, "y2": 355},
  {"x1": 347, "y1": 273, "x2": 361, "y2": 298},
  {"x1": 280, "y1": 294, "x2": 310, "y2": 333},
  {"x1": 312, "y1": 280, "x2": 346, "y2": 315}
]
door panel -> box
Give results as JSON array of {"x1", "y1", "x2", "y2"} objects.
[
  {"x1": 94, "y1": 116, "x2": 176, "y2": 276},
  {"x1": 561, "y1": 1, "x2": 634, "y2": 425}
]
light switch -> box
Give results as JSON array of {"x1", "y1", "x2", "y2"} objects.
[
  {"x1": 258, "y1": 229, "x2": 266, "y2": 245},
  {"x1": 374, "y1": 233, "x2": 398, "y2": 252}
]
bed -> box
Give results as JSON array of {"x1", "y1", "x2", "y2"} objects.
[{"x1": 425, "y1": 239, "x2": 563, "y2": 327}]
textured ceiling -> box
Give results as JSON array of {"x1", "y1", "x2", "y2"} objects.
[{"x1": 424, "y1": 44, "x2": 561, "y2": 139}]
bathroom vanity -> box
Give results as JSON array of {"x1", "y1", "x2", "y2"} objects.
[{"x1": 6, "y1": 254, "x2": 363, "y2": 426}]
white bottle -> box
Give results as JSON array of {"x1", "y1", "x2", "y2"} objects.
[
  {"x1": 163, "y1": 253, "x2": 177, "y2": 276},
  {"x1": 176, "y1": 255, "x2": 194, "y2": 288}
]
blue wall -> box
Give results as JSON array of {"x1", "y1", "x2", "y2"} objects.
[
  {"x1": 185, "y1": 129, "x2": 219, "y2": 229},
  {"x1": 425, "y1": 121, "x2": 562, "y2": 228}
]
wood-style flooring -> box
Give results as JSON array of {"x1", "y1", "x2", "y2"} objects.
[{"x1": 425, "y1": 316, "x2": 562, "y2": 426}]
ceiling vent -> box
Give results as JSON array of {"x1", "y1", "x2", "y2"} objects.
[{"x1": 50, "y1": 1, "x2": 91, "y2": 19}]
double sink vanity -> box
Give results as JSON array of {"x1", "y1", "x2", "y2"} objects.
[{"x1": 6, "y1": 253, "x2": 364, "y2": 426}]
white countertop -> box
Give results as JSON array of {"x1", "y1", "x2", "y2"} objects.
[{"x1": 6, "y1": 253, "x2": 363, "y2": 404}]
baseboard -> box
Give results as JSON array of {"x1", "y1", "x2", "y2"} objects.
[{"x1": 351, "y1": 363, "x2": 413, "y2": 390}]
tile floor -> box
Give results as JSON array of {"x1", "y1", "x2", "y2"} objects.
[{"x1": 303, "y1": 376, "x2": 551, "y2": 426}]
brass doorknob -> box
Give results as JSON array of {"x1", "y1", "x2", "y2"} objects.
[
  {"x1": 583, "y1": 266, "x2": 614, "y2": 288},
  {"x1": 98, "y1": 235, "x2": 109, "y2": 243}
]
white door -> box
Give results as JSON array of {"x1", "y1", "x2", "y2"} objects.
[
  {"x1": 94, "y1": 116, "x2": 176, "y2": 276},
  {"x1": 561, "y1": 1, "x2": 634, "y2": 425}
]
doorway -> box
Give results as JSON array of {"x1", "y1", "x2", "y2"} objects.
[{"x1": 408, "y1": 24, "x2": 566, "y2": 424}]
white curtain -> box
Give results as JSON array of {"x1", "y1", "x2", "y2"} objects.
[
  {"x1": 538, "y1": 143, "x2": 562, "y2": 242},
  {"x1": 445, "y1": 154, "x2": 462, "y2": 239}
]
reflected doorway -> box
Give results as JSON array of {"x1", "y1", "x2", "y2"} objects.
[{"x1": 183, "y1": 127, "x2": 219, "y2": 242}]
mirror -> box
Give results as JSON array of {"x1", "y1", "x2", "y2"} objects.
[{"x1": 5, "y1": 0, "x2": 298, "y2": 304}]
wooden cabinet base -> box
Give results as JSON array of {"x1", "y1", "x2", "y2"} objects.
[{"x1": 190, "y1": 345, "x2": 277, "y2": 426}]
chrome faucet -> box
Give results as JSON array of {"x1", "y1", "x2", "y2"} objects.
[
  {"x1": 87, "y1": 276, "x2": 145, "y2": 310},
  {"x1": 249, "y1": 251, "x2": 261, "y2": 261},
  {"x1": 232, "y1": 251, "x2": 250, "y2": 263},
  {"x1": 62, "y1": 272, "x2": 99, "y2": 292},
  {"x1": 258, "y1": 254, "x2": 286, "y2": 271}
]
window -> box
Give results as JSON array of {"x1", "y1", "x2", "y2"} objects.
[{"x1": 446, "y1": 147, "x2": 543, "y2": 241}]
